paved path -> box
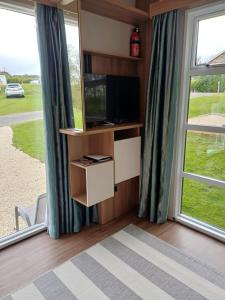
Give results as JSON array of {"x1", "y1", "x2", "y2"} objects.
[
  {"x1": 0, "y1": 111, "x2": 43, "y2": 126},
  {"x1": 189, "y1": 113, "x2": 225, "y2": 127},
  {"x1": 190, "y1": 92, "x2": 221, "y2": 99},
  {"x1": 0, "y1": 126, "x2": 46, "y2": 238}
]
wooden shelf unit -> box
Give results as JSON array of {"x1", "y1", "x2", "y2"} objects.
[
  {"x1": 81, "y1": 0, "x2": 149, "y2": 25},
  {"x1": 71, "y1": 160, "x2": 114, "y2": 207},
  {"x1": 60, "y1": 0, "x2": 151, "y2": 224},
  {"x1": 61, "y1": 123, "x2": 142, "y2": 223},
  {"x1": 72, "y1": 194, "x2": 87, "y2": 206}
]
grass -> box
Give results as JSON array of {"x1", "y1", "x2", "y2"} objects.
[
  {"x1": 184, "y1": 132, "x2": 225, "y2": 181},
  {"x1": 12, "y1": 110, "x2": 83, "y2": 162},
  {"x1": 0, "y1": 84, "x2": 43, "y2": 115},
  {"x1": 182, "y1": 93, "x2": 225, "y2": 230},
  {"x1": 0, "y1": 83, "x2": 84, "y2": 125},
  {"x1": 12, "y1": 120, "x2": 45, "y2": 162},
  {"x1": 182, "y1": 131, "x2": 225, "y2": 230},
  {"x1": 182, "y1": 178, "x2": 225, "y2": 230},
  {"x1": 188, "y1": 93, "x2": 225, "y2": 118}
]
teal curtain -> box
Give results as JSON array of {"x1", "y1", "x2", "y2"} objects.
[
  {"x1": 36, "y1": 4, "x2": 98, "y2": 239},
  {"x1": 139, "y1": 10, "x2": 181, "y2": 223}
]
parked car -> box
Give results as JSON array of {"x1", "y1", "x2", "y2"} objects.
[{"x1": 5, "y1": 83, "x2": 24, "y2": 98}]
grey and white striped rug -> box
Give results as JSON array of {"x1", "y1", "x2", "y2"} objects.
[{"x1": 3, "y1": 224, "x2": 225, "y2": 300}]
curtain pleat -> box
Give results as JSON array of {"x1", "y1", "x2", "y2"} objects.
[
  {"x1": 139, "y1": 10, "x2": 181, "y2": 223},
  {"x1": 36, "y1": 4, "x2": 98, "y2": 239}
]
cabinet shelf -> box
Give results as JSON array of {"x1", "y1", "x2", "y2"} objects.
[
  {"x1": 70, "y1": 160, "x2": 114, "y2": 207},
  {"x1": 81, "y1": 0, "x2": 149, "y2": 25},
  {"x1": 84, "y1": 49, "x2": 143, "y2": 61},
  {"x1": 60, "y1": 122, "x2": 143, "y2": 137},
  {"x1": 72, "y1": 194, "x2": 87, "y2": 206},
  {"x1": 70, "y1": 160, "x2": 113, "y2": 169}
]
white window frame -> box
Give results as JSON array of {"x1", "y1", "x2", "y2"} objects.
[{"x1": 173, "y1": 1, "x2": 225, "y2": 242}]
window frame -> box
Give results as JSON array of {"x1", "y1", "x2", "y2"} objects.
[
  {"x1": 0, "y1": 2, "x2": 47, "y2": 249},
  {"x1": 173, "y1": 1, "x2": 225, "y2": 242}
]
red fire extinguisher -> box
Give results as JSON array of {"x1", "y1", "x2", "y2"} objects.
[{"x1": 130, "y1": 26, "x2": 141, "y2": 57}]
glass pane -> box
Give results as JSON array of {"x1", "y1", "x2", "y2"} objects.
[
  {"x1": 197, "y1": 14, "x2": 225, "y2": 65},
  {"x1": 65, "y1": 4, "x2": 83, "y2": 130},
  {"x1": 181, "y1": 178, "x2": 225, "y2": 231},
  {"x1": 184, "y1": 131, "x2": 225, "y2": 181},
  {"x1": 0, "y1": 8, "x2": 46, "y2": 238},
  {"x1": 188, "y1": 75, "x2": 225, "y2": 127}
]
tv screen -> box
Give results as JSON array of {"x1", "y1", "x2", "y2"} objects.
[
  {"x1": 84, "y1": 74, "x2": 107, "y2": 124},
  {"x1": 84, "y1": 74, "x2": 139, "y2": 126}
]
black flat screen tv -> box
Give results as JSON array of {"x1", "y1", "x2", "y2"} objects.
[{"x1": 84, "y1": 74, "x2": 139, "y2": 126}]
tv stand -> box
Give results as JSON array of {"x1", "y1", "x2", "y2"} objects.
[{"x1": 60, "y1": 122, "x2": 143, "y2": 224}]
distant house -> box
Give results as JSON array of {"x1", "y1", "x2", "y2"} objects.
[
  {"x1": 208, "y1": 50, "x2": 225, "y2": 65},
  {"x1": 0, "y1": 75, "x2": 7, "y2": 86}
]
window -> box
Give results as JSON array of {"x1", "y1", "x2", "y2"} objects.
[
  {"x1": 0, "y1": 3, "x2": 47, "y2": 248},
  {"x1": 175, "y1": 2, "x2": 225, "y2": 239},
  {"x1": 64, "y1": 12, "x2": 83, "y2": 129}
]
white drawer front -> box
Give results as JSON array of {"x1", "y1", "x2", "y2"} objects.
[
  {"x1": 86, "y1": 161, "x2": 114, "y2": 206},
  {"x1": 114, "y1": 137, "x2": 141, "y2": 184}
]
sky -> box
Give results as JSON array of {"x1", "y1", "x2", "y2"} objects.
[
  {"x1": 0, "y1": 8, "x2": 225, "y2": 74},
  {"x1": 197, "y1": 14, "x2": 225, "y2": 63},
  {"x1": 0, "y1": 8, "x2": 80, "y2": 75}
]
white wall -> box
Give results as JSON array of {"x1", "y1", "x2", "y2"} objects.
[{"x1": 80, "y1": 10, "x2": 133, "y2": 57}]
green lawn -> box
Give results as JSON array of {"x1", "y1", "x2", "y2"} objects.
[
  {"x1": 189, "y1": 93, "x2": 225, "y2": 118},
  {"x1": 12, "y1": 109, "x2": 83, "y2": 162},
  {"x1": 12, "y1": 120, "x2": 45, "y2": 162},
  {"x1": 182, "y1": 132, "x2": 225, "y2": 230},
  {"x1": 0, "y1": 83, "x2": 84, "y2": 126},
  {"x1": 0, "y1": 84, "x2": 43, "y2": 115},
  {"x1": 182, "y1": 92, "x2": 225, "y2": 230}
]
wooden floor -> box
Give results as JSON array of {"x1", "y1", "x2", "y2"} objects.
[{"x1": 1, "y1": 211, "x2": 225, "y2": 298}]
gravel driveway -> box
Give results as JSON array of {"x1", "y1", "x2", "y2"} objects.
[{"x1": 0, "y1": 126, "x2": 46, "y2": 238}]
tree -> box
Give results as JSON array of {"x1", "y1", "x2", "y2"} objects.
[{"x1": 67, "y1": 44, "x2": 81, "y2": 86}]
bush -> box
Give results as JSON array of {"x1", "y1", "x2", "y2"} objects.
[{"x1": 191, "y1": 75, "x2": 225, "y2": 93}]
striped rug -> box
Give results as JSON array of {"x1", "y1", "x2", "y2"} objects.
[{"x1": 3, "y1": 224, "x2": 225, "y2": 300}]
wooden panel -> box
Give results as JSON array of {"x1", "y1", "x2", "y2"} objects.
[
  {"x1": 114, "y1": 177, "x2": 139, "y2": 217},
  {"x1": 57, "y1": 0, "x2": 78, "y2": 12},
  {"x1": 86, "y1": 161, "x2": 114, "y2": 206},
  {"x1": 70, "y1": 165, "x2": 86, "y2": 200},
  {"x1": 114, "y1": 136, "x2": 141, "y2": 184},
  {"x1": 84, "y1": 49, "x2": 142, "y2": 61},
  {"x1": 98, "y1": 197, "x2": 115, "y2": 224},
  {"x1": 135, "y1": 0, "x2": 150, "y2": 11},
  {"x1": 88, "y1": 132, "x2": 114, "y2": 157},
  {"x1": 150, "y1": 0, "x2": 219, "y2": 18},
  {"x1": 68, "y1": 135, "x2": 89, "y2": 161},
  {"x1": 91, "y1": 55, "x2": 138, "y2": 77},
  {"x1": 81, "y1": 0, "x2": 149, "y2": 25},
  {"x1": 60, "y1": 123, "x2": 143, "y2": 136}
]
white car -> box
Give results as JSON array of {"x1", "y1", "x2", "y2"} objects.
[{"x1": 5, "y1": 83, "x2": 25, "y2": 98}]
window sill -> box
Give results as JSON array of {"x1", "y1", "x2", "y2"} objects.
[{"x1": 175, "y1": 214, "x2": 225, "y2": 243}]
